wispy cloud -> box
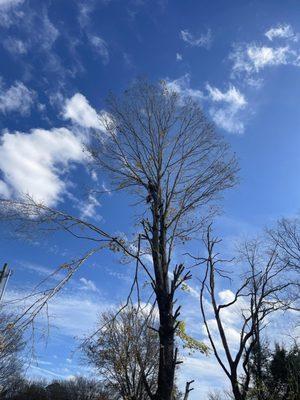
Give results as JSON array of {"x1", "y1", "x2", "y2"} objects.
[
  {"x1": 79, "y1": 277, "x2": 99, "y2": 293},
  {"x1": 0, "y1": 0, "x2": 23, "y2": 8},
  {"x1": 0, "y1": 79, "x2": 35, "y2": 115},
  {"x1": 265, "y1": 23, "x2": 298, "y2": 42},
  {"x1": 0, "y1": 0, "x2": 24, "y2": 26},
  {"x1": 206, "y1": 84, "x2": 246, "y2": 107},
  {"x1": 6, "y1": 289, "x2": 109, "y2": 348},
  {"x1": 77, "y1": 2, "x2": 109, "y2": 65},
  {"x1": 180, "y1": 28, "x2": 212, "y2": 49},
  {"x1": 206, "y1": 84, "x2": 247, "y2": 134},
  {"x1": 230, "y1": 44, "x2": 296, "y2": 75},
  {"x1": 79, "y1": 194, "x2": 101, "y2": 220},
  {"x1": 3, "y1": 36, "x2": 27, "y2": 54},
  {"x1": 165, "y1": 74, "x2": 204, "y2": 101},
  {"x1": 165, "y1": 76, "x2": 247, "y2": 134},
  {"x1": 230, "y1": 24, "x2": 300, "y2": 84},
  {"x1": 88, "y1": 35, "x2": 109, "y2": 64}
]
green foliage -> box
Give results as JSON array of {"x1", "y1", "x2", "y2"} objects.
[
  {"x1": 176, "y1": 321, "x2": 209, "y2": 355},
  {"x1": 247, "y1": 343, "x2": 300, "y2": 400}
]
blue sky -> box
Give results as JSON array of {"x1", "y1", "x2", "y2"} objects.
[{"x1": 1, "y1": 0, "x2": 300, "y2": 397}]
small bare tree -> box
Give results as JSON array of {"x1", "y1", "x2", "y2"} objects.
[
  {"x1": 0, "y1": 79, "x2": 238, "y2": 400},
  {"x1": 0, "y1": 313, "x2": 24, "y2": 397},
  {"x1": 268, "y1": 217, "x2": 300, "y2": 311},
  {"x1": 83, "y1": 305, "x2": 159, "y2": 400},
  {"x1": 198, "y1": 226, "x2": 290, "y2": 400}
]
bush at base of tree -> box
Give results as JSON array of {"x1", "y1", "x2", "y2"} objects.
[{"x1": 3, "y1": 376, "x2": 111, "y2": 400}]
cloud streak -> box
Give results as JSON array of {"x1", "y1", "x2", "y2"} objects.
[
  {"x1": 180, "y1": 28, "x2": 212, "y2": 49},
  {"x1": 88, "y1": 35, "x2": 109, "y2": 64}
]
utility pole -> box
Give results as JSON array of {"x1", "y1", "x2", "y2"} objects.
[{"x1": 0, "y1": 263, "x2": 11, "y2": 302}]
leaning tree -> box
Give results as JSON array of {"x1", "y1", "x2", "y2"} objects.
[{"x1": 0, "y1": 79, "x2": 238, "y2": 400}]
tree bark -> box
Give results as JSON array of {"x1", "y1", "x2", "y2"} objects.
[
  {"x1": 156, "y1": 293, "x2": 175, "y2": 400},
  {"x1": 150, "y1": 184, "x2": 176, "y2": 400}
]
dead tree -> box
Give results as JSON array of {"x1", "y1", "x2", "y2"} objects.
[
  {"x1": 268, "y1": 217, "x2": 300, "y2": 311},
  {"x1": 199, "y1": 226, "x2": 290, "y2": 400},
  {"x1": 0, "y1": 79, "x2": 238, "y2": 400}
]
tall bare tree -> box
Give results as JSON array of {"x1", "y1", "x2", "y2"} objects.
[
  {"x1": 0, "y1": 79, "x2": 238, "y2": 400},
  {"x1": 87, "y1": 79, "x2": 238, "y2": 400},
  {"x1": 198, "y1": 227, "x2": 290, "y2": 400}
]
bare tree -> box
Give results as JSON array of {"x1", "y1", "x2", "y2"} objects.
[
  {"x1": 268, "y1": 217, "x2": 300, "y2": 311},
  {"x1": 87, "y1": 78, "x2": 238, "y2": 400},
  {"x1": 0, "y1": 313, "x2": 24, "y2": 397},
  {"x1": 0, "y1": 79, "x2": 238, "y2": 400},
  {"x1": 83, "y1": 305, "x2": 159, "y2": 400},
  {"x1": 198, "y1": 226, "x2": 290, "y2": 400}
]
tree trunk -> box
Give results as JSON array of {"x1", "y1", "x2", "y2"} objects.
[
  {"x1": 231, "y1": 374, "x2": 245, "y2": 400},
  {"x1": 150, "y1": 185, "x2": 176, "y2": 400},
  {"x1": 155, "y1": 292, "x2": 175, "y2": 400},
  {"x1": 231, "y1": 384, "x2": 244, "y2": 400}
]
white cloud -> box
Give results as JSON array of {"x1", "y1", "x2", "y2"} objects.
[
  {"x1": 101, "y1": 181, "x2": 111, "y2": 195},
  {"x1": 63, "y1": 92, "x2": 110, "y2": 135},
  {"x1": 210, "y1": 107, "x2": 245, "y2": 135},
  {"x1": 0, "y1": 128, "x2": 85, "y2": 206},
  {"x1": 206, "y1": 84, "x2": 247, "y2": 134},
  {"x1": 7, "y1": 286, "x2": 109, "y2": 338},
  {"x1": 29, "y1": 364, "x2": 66, "y2": 379},
  {"x1": 0, "y1": 0, "x2": 23, "y2": 8},
  {"x1": 63, "y1": 93, "x2": 100, "y2": 129},
  {"x1": 165, "y1": 74, "x2": 203, "y2": 101},
  {"x1": 180, "y1": 28, "x2": 212, "y2": 49},
  {"x1": 230, "y1": 43, "x2": 300, "y2": 76},
  {"x1": 89, "y1": 35, "x2": 109, "y2": 64},
  {"x1": 206, "y1": 84, "x2": 246, "y2": 108},
  {"x1": 79, "y1": 277, "x2": 98, "y2": 293},
  {"x1": 176, "y1": 52, "x2": 182, "y2": 61},
  {"x1": 37, "y1": 11, "x2": 59, "y2": 52},
  {"x1": 178, "y1": 356, "x2": 225, "y2": 399},
  {"x1": 166, "y1": 77, "x2": 247, "y2": 134},
  {"x1": 0, "y1": 80, "x2": 35, "y2": 115},
  {"x1": 78, "y1": 1, "x2": 94, "y2": 29},
  {"x1": 0, "y1": 181, "x2": 11, "y2": 197},
  {"x1": 3, "y1": 37, "x2": 27, "y2": 54},
  {"x1": 265, "y1": 24, "x2": 298, "y2": 42},
  {"x1": 0, "y1": 0, "x2": 23, "y2": 27},
  {"x1": 247, "y1": 45, "x2": 290, "y2": 70},
  {"x1": 79, "y1": 193, "x2": 101, "y2": 220},
  {"x1": 46, "y1": 293, "x2": 108, "y2": 337}
]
